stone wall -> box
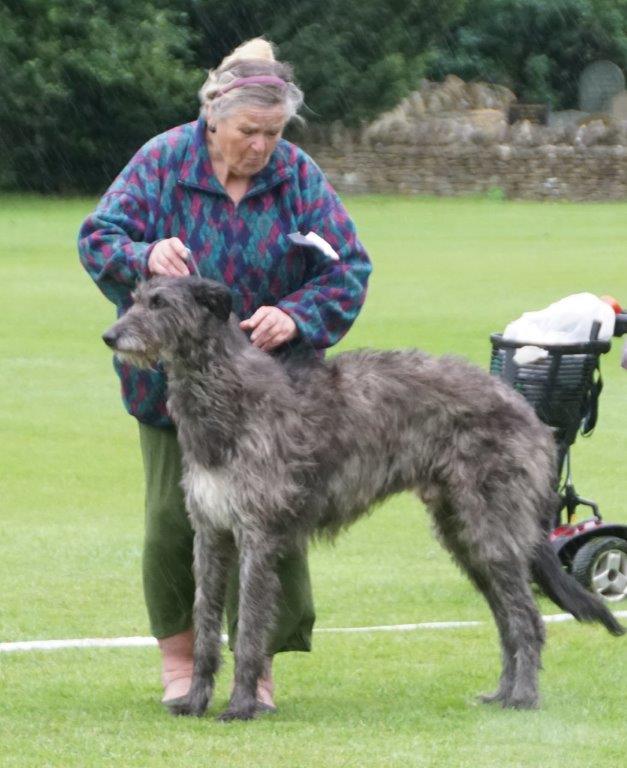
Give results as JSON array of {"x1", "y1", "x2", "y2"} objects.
[
  {"x1": 291, "y1": 76, "x2": 627, "y2": 201},
  {"x1": 298, "y1": 140, "x2": 627, "y2": 201}
]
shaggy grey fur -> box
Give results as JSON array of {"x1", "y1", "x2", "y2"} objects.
[{"x1": 103, "y1": 276, "x2": 623, "y2": 722}]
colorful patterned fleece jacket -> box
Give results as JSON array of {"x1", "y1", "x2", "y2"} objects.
[{"x1": 78, "y1": 116, "x2": 372, "y2": 426}]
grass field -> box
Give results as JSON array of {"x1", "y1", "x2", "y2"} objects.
[{"x1": 1, "y1": 194, "x2": 626, "y2": 767}]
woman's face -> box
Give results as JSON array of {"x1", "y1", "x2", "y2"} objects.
[{"x1": 210, "y1": 105, "x2": 287, "y2": 178}]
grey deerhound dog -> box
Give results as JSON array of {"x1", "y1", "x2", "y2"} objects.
[{"x1": 103, "y1": 276, "x2": 623, "y2": 721}]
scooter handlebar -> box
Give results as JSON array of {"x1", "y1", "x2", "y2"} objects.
[{"x1": 614, "y1": 312, "x2": 627, "y2": 337}]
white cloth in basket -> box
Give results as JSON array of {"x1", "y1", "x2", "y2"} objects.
[{"x1": 503, "y1": 293, "x2": 616, "y2": 365}]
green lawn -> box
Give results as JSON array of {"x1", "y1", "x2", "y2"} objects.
[{"x1": 1, "y1": 194, "x2": 626, "y2": 767}]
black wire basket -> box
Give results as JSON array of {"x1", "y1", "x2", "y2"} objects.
[{"x1": 489, "y1": 334, "x2": 611, "y2": 451}]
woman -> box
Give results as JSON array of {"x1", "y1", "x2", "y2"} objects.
[{"x1": 78, "y1": 38, "x2": 371, "y2": 711}]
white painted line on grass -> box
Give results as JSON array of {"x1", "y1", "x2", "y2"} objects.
[
  {"x1": 0, "y1": 636, "x2": 158, "y2": 653},
  {"x1": 542, "y1": 609, "x2": 627, "y2": 624},
  {"x1": 314, "y1": 620, "x2": 483, "y2": 633},
  {"x1": 2, "y1": 611, "x2": 625, "y2": 654}
]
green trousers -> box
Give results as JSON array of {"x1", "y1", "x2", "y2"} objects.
[{"x1": 138, "y1": 423, "x2": 315, "y2": 653}]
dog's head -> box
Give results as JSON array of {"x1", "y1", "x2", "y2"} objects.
[{"x1": 102, "y1": 276, "x2": 233, "y2": 367}]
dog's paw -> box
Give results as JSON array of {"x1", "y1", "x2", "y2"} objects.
[
  {"x1": 165, "y1": 686, "x2": 210, "y2": 717},
  {"x1": 216, "y1": 703, "x2": 257, "y2": 722},
  {"x1": 500, "y1": 693, "x2": 539, "y2": 710}
]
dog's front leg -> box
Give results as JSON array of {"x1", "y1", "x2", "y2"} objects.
[
  {"x1": 217, "y1": 534, "x2": 279, "y2": 722},
  {"x1": 167, "y1": 525, "x2": 235, "y2": 717}
]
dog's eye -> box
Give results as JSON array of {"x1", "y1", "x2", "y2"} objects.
[{"x1": 149, "y1": 294, "x2": 167, "y2": 309}]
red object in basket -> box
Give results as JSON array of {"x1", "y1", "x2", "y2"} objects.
[{"x1": 600, "y1": 295, "x2": 623, "y2": 314}]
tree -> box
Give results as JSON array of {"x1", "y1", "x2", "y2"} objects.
[
  {"x1": 185, "y1": 0, "x2": 467, "y2": 123},
  {"x1": 0, "y1": 0, "x2": 201, "y2": 192},
  {"x1": 427, "y1": 0, "x2": 627, "y2": 107},
  {"x1": 4, "y1": 0, "x2": 627, "y2": 192}
]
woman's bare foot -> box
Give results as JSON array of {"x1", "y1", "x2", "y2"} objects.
[
  {"x1": 255, "y1": 656, "x2": 276, "y2": 711},
  {"x1": 157, "y1": 628, "x2": 194, "y2": 703}
]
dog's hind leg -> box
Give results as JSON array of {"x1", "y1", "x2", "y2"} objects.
[
  {"x1": 217, "y1": 533, "x2": 280, "y2": 722},
  {"x1": 430, "y1": 498, "x2": 545, "y2": 709},
  {"x1": 470, "y1": 564, "x2": 545, "y2": 708},
  {"x1": 463, "y1": 565, "x2": 517, "y2": 704},
  {"x1": 167, "y1": 526, "x2": 236, "y2": 717}
]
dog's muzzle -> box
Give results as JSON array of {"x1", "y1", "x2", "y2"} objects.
[
  {"x1": 101, "y1": 323, "x2": 158, "y2": 368},
  {"x1": 102, "y1": 329, "x2": 119, "y2": 349}
]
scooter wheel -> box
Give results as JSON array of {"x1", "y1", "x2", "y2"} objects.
[{"x1": 571, "y1": 536, "x2": 627, "y2": 603}]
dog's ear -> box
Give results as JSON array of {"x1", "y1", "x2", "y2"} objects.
[{"x1": 189, "y1": 280, "x2": 232, "y2": 321}]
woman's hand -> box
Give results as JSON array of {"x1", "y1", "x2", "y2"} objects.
[
  {"x1": 240, "y1": 307, "x2": 298, "y2": 352},
  {"x1": 148, "y1": 238, "x2": 190, "y2": 277}
]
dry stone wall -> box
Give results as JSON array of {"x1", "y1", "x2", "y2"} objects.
[
  {"x1": 299, "y1": 141, "x2": 627, "y2": 201},
  {"x1": 294, "y1": 76, "x2": 627, "y2": 201}
]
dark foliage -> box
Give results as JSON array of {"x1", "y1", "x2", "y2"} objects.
[
  {"x1": 427, "y1": 0, "x2": 627, "y2": 108},
  {"x1": 0, "y1": 0, "x2": 201, "y2": 192},
  {"x1": 2, "y1": 0, "x2": 627, "y2": 191}
]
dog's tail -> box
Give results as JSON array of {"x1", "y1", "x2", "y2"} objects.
[{"x1": 531, "y1": 538, "x2": 624, "y2": 636}]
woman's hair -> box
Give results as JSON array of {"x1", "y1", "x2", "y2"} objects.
[{"x1": 198, "y1": 38, "x2": 304, "y2": 124}]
